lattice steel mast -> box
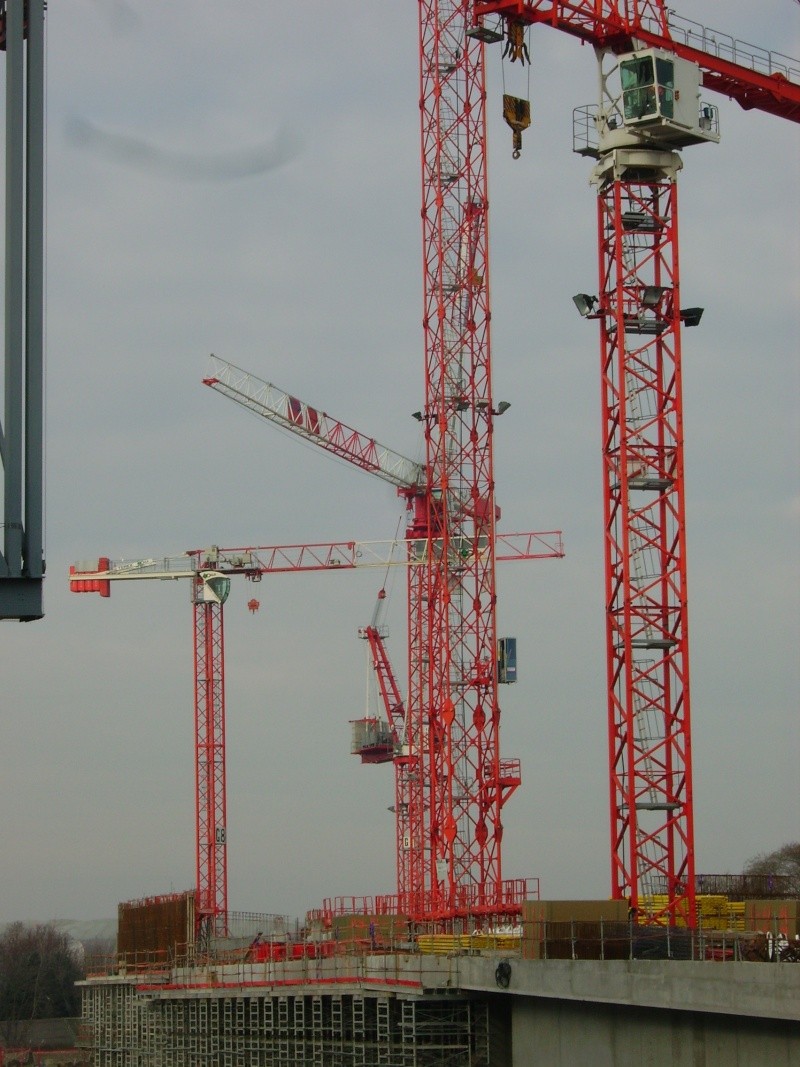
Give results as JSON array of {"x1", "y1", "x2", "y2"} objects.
[
  {"x1": 205, "y1": 357, "x2": 563, "y2": 921},
  {"x1": 414, "y1": 0, "x2": 517, "y2": 918}
]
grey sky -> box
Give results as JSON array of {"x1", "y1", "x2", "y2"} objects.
[{"x1": 1, "y1": 1, "x2": 798, "y2": 923}]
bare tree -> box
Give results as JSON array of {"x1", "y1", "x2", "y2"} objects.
[
  {"x1": 0, "y1": 923, "x2": 82, "y2": 1047},
  {"x1": 744, "y1": 842, "x2": 800, "y2": 896}
]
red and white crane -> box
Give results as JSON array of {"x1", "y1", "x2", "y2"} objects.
[
  {"x1": 69, "y1": 538, "x2": 431, "y2": 941},
  {"x1": 204, "y1": 356, "x2": 563, "y2": 922},
  {"x1": 71, "y1": 524, "x2": 561, "y2": 935},
  {"x1": 352, "y1": 585, "x2": 413, "y2": 899},
  {"x1": 204, "y1": 10, "x2": 535, "y2": 930},
  {"x1": 468, "y1": 0, "x2": 799, "y2": 924}
]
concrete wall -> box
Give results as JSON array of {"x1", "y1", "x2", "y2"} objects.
[
  {"x1": 457, "y1": 957, "x2": 800, "y2": 1066},
  {"x1": 511, "y1": 998, "x2": 800, "y2": 1067},
  {"x1": 458, "y1": 956, "x2": 800, "y2": 1021}
]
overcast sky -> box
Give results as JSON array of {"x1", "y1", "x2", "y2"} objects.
[{"x1": 1, "y1": 1, "x2": 798, "y2": 924}]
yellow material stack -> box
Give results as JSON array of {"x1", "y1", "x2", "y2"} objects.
[
  {"x1": 416, "y1": 932, "x2": 521, "y2": 955},
  {"x1": 641, "y1": 894, "x2": 748, "y2": 930}
]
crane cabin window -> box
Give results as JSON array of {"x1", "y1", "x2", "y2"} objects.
[{"x1": 620, "y1": 53, "x2": 675, "y2": 123}]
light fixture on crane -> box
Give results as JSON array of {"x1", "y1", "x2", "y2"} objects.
[
  {"x1": 680, "y1": 307, "x2": 704, "y2": 327},
  {"x1": 572, "y1": 293, "x2": 599, "y2": 318},
  {"x1": 641, "y1": 286, "x2": 667, "y2": 308}
]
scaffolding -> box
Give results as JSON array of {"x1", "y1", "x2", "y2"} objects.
[{"x1": 80, "y1": 981, "x2": 491, "y2": 1067}]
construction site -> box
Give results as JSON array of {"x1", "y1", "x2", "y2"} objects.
[{"x1": 1, "y1": 1, "x2": 799, "y2": 1064}]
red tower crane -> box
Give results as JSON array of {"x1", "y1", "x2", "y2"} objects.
[
  {"x1": 204, "y1": 357, "x2": 563, "y2": 922},
  {"x1": 414, "y1": 0, "x2": 508, "y2": 922},
  {"x1": 467, "y1": 1, "x2": 800, "y2": 924},
  {"x1": 229, "y1": 0, "x2": 525, "y2": 925},
  {"x1": 69, "y1": 538, "x2": 432, "y2": 940},
  {"x1": 71, "y1": 526, "x2": 561, "y2": 934},
  {"x1": 352, "y1": 587, "x2": 413, "y2": 899}
]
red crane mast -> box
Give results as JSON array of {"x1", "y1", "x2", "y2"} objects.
[
  {"x1": 193, "y1": 584, "x2": 227, "y2": 942},
  {"x1": 70, "y1": 541, "x2": 421, "y2": 941},
  {"x1": 414, "y1": 0, "x2": 522, "y2": 922},
  {"x1": 354, "y1": 589, "x2": 414, "y2": 899}
]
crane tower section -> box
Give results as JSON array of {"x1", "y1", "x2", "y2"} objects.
[
  {"x1": 416, "y1": 0, "x2": 513, "y2": 918},
  {"x1": 575, "y1": 47, "x2": 718, "y2": 926},
  {"x1": 598, "y1": 167, "x2": 695, "y2": 927},
  {"x1": 193, "y1": 573, "x2": 230, "y2": 943}
]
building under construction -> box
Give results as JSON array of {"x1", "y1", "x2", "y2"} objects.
[
  {"x1": 82, "y1": 974, "x2": 498, "y2": 1066},
  {"x1": 82, "y1": 894, "x2": 508, "y2": 1065},
  {"x1": 78, "y1": 890, "x2": 800, "y2": 1065}
]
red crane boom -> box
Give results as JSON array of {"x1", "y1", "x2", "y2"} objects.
[{"x1": 473, "y1": 4, "x2": 800, "y2": 121}]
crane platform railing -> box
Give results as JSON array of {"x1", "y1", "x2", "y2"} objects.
[
  {"x1": 662, "y1": 12, "x2": 800, "y2": 86},
  {"x1": 476, "y1": 4, "x2": 800, "y2": 119}
]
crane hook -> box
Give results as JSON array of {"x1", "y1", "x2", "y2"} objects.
[{"x1": 503, "y1": 94, "x2": 531, "y2": 160}]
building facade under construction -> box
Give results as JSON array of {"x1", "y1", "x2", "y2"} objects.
[{"x1": 79, "y1": 892, "x2": 800, "y2": 1066}]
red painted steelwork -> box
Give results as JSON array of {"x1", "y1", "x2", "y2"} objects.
[
  {"x1": 471, "y1": 0, "x2": 797, "y2": 925},
  {"x1": 193, "y1": 590, "x2": 228, "y2": 939},
  {"x1": 360, "y1": 624, "x2": 416, "y2": 901},
  {"x1": 415, "y1": 0, "x2": 514, "y2": 920},
  {"x1": 70, "y1": 530, "x2": 559, "y2": 934},
  {"x1": 597, "y1": 177, "x2": 695, "y2": 927},
  {"x1": 472, "y1": 3, "x2": 800, "y2": 122}
]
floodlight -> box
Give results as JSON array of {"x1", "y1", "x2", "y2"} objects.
[
  {"x1": 680, "y1": 307, "x2": 704, "y2": 327},
  {"x1": 572, "y1": 293, "x2": 598, "y2": 317},
  {"x1": 642, "y1": 285, "x2": 667, "y2": 307},
  {"x1": 496, "y1": 401, "x2": 511, "y2": 415}
]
